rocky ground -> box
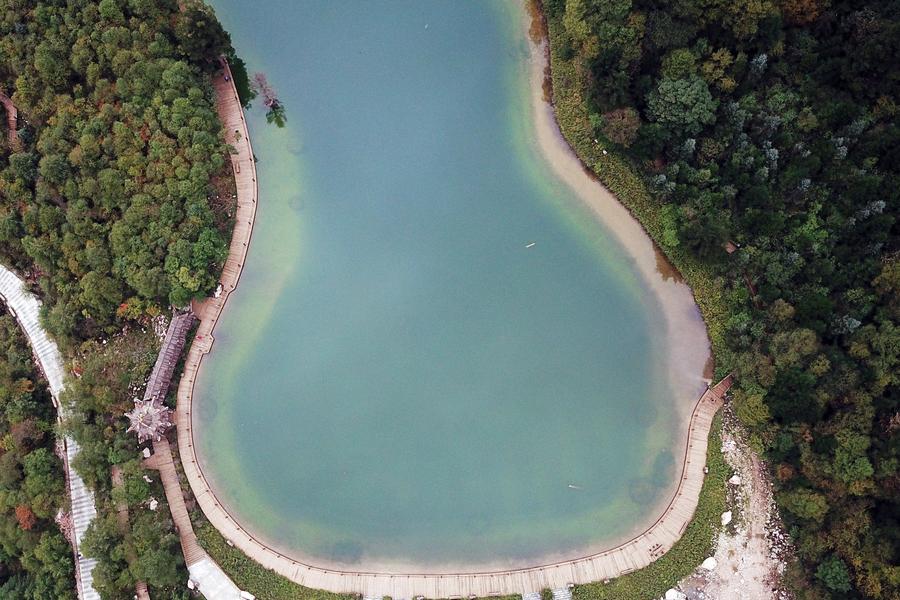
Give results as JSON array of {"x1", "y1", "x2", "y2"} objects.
[{"x1": 663, "y1": 410, "x2": 793, "y2": 600}]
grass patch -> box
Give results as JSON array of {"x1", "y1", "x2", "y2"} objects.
[
  {"x1": 572, "y1": 415, "x2": 727, "y2": 599},
  {"x1": 196, "y1": 517, "x2": 522, "y2": 600},
  {"x1": 196, "y1": 520, "x2": 355, "y2": 600}
]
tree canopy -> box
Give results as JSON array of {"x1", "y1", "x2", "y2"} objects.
[
  {"x1": 0, "y1": 0, "x2": 239, "y2": 596},
  {"x1": 548, "y1": 0, "x2": 900, "y2": 596},
  {"x1": 0, "y1": 312, "x2": 74, "y2": 599},
  {"x1": 0, "y1": 0, "x2": 231, "y2": 343}
]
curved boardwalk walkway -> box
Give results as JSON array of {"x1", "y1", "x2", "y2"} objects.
[
  {"x1": 173, "y1": 55, "x2": 259, "y2": 582},
  {"x1": 141, "y1": 311, "x2": 243, "y2": 598},
  {"x1": 0, "y1": 265, "x2": 100, "y2": 600},
  {"x1": 117, "y1": 55, "x2": 256, "y2": 600},
  {"x1": 170, "y1": 60, "x2": 734, "y2": 595}
]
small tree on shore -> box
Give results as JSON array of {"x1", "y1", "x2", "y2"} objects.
[{"x1": 252, "y1": 73, "x2": 287, "y2": 127}]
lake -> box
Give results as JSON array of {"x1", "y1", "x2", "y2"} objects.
[{"x1": 195, "y1": 0, "x2": 709, "y2": 571}]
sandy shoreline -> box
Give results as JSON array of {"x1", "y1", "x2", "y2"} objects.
[
  {"x1": 512, "y1": 0, "x2": 713, "y2": 559},
  {"x1": 523, "y1": 6, "x2": 711, "y2": 410}
]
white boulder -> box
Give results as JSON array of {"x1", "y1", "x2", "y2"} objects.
[
  {"x1": 701, "y1": 557, "x2": 718, "y2": 570},
  {"x1": 729, "y1": 474, "x2": 742, "y2": 485},
  {"x1": 721, "y1": 510, "x2": 733, "y2": 526}
]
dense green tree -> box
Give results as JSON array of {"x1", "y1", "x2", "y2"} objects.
[
  {"x1": 0, "y1": 0, "x2": 231, "y2": 340},
  {"x1": 647, "y1": 76, "x2": 717, "y2": 137},
  {"x1": 549, "y1": 0, "x2": 900, "y2": 595},
  {"x1": 778, "y1": 488, "x2": 829, "y2": 522},
  {"x1": 175, "y1": 1, "x2": 233, "y2": 68},
  {"x1": 0, "y1": 313, "x2": 73, "y2": 598},
  {"x1": 0, "y1": 2, "x2": 239, "y2": 595},
  {"x1": 129, "y1": 510, "x2": 183, "y2": 588},
  {"x1": 81, "y1": 512, "x2": 133, "y2": 598},
  {"x1": 817, "y1": 556, "x2": 853, "y2": 593},
  {"x1": 600, "y1": 107, "x2": 641, "y2": 147}
]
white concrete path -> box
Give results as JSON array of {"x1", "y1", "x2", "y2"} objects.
[
  {"x1": 189, "y1": 556, "x2": 245, "y2": 600},
  {"x1": 0, "y1": 265, "x2": 100, "y2": 600}
]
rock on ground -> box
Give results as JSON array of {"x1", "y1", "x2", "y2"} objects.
[{"x1": 674, "y1": 409, "x2": 793, "y2": 600}]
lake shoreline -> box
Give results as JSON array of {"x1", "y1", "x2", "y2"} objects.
[
  {"x1": 520, "y1": 0, "x2": 713, "y2": 553},
  {"x1": 523, "y1": 1, "x2": 712, "y2": 405},
  {"x1": 178, "y1": 1, "x2": 721, "y2": 587}
]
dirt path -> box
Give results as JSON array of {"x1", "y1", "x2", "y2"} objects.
[
  {"x1": 111, "y1": 466, "x2": 151, "y2": 600},
  {"x1": 0, "y1": 92, "x2": 19, "y2": 148},
  {"x1": 673, "y1": 412, "x2": 792, "y2": 600}
]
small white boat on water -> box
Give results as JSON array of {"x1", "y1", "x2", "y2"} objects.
[{"x1": 525, "y1": 242, "x2": 536, "y2": 248}]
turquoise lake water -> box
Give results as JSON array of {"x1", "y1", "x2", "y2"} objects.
[{"x1": 196, "y1": 0, "x2": 683, "y2": 569}]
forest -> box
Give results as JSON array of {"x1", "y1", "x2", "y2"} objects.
[
  {"x1": 545, "y1": 0, "x2": 899, "y2": 597},
  {"x1": 0, "y1": 0, "x2": 233, "y2": 597},
  {"x1": 0, "y1": 0, "x2": 231, "y2": 344},
  {"x1": 0, "y1": 312, "x2": 73, "y2": 599},
  {"x1": 0, "y1": 0, "x2": 898, "y2": 597}
]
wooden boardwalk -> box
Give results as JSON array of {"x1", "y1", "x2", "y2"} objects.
[
  {"x1": 172, "y1": 57, "x2": 734, "y2": 597},
  {"x1": 145, "y1": 437, "x2": 206, "y2": 566},
  {"x1": 144, "y1": 311, "x2": 195, "y2": 404},
  {"x1": 173, "y1": 54, "x2": 259, "y2": 574},
  {"x1": 132, "y1": 59, "x2": 250, "y2": 600},
  {"x1": 145, "y1": 436, "x2": 244, "y2": 599},
  {"x1": 141, "y1": 309, "x2": 243, "y2": 597},
  {"x1": 180, "y1": 368, "x2": 730, "y2": 596}
]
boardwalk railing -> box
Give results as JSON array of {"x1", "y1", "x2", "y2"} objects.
[{"x1": 179, "y1": 360, "x2": 731, "y2": 597}]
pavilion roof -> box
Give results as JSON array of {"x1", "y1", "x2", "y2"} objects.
[{"x1": 125, "y1": 398, "x2": 173, "y2": 443}]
